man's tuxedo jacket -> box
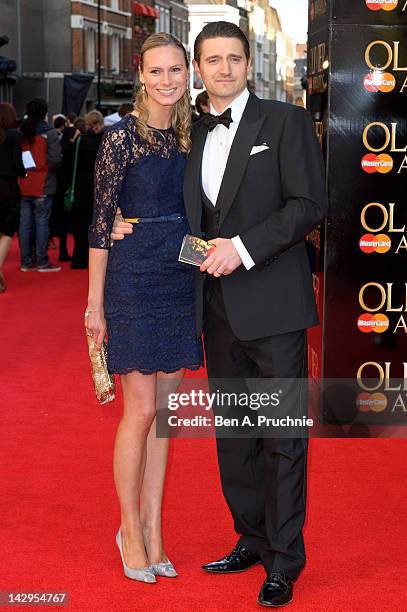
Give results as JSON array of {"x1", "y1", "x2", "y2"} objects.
[{"x1": 183, "y1": 93, "x2": 328, "y2": 341}]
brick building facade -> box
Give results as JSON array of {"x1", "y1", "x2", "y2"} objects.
[{"x1": 71, "y1": 0, "x2": 189, "y2": 110}]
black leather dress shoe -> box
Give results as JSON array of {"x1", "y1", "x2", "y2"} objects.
[
  {"x1": 202, "y1": 545, "x2": 261, "y2": 573},
  {"x1": 258, "y1": 573, "x2": 293, "y2": 607}
]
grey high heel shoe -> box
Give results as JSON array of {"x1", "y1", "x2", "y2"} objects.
[
  {"x1": 150, "y1": 559, "x2": 178, "y2": 578},
  {"x1": 116, "y1": 530, "x2": 156, "y2": 583}
]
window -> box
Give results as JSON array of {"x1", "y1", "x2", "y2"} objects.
[
  {"x1": 171, "y1": 17, "x2": 178, "y2": 39},
  {"x1": 110, "y1": 34, "x2": 120, "y2": 74},
  {"x1": 86, "y1": 28, "x2": 96, "y2": 73},
  {"x1": 182, "y1": 20, "x2": 187, "y2": 44},
  {"x1": 156, "y1": 5, "x2": 170, "y2": 34},
  {"x1": 110, "y1": 0, "x2": 119, "y2": 9}
]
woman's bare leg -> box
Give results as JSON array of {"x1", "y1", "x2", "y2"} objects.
[
  {"x1": 114, "y1": 370, "x2": 157, "y2": 569},
  {"x1": 140, "y1": 369, "x2": 184, "y2": 564}
]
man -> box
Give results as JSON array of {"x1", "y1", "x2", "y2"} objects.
[
  {"x1": 112, "y1": 22, "x2": 327, "y2": 607},
  {"x1": 104, "y1": 102, "x2": 134, "y2": 127},
  {"x1": 71, "y1": 110, "x2": 105, "y2": 269},
  {"x1": 19, "y1": 97, "x2": 62, "y2": 272}
]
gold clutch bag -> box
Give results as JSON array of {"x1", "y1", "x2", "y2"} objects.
[{"x1": 86, "y1": 333, "x2": 116, "y2": 405}]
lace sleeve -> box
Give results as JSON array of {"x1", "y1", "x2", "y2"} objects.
[{"x1": 88, "y1": 126, "x2": 130, "y2": 249}]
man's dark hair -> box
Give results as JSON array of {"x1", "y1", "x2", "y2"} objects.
[
  {"x1": 54, "y1": 116, "x2": 66, "y2": 130},
  {"x1": 194, "y1": 21, "x2": 250, "y2": 65},
  {"x1": 118, "y1": 102, "x2": 133, "y2": 118},
  {"x1": 195, "y1": 91, "x2": 209, "y2": 115}
]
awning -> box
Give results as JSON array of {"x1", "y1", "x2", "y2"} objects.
[{"x1": 133, "y1": 2, "x2": 159, "y2": 18}]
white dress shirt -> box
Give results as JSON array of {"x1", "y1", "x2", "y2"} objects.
[{"x1": 201, "y1": 88, "x2": 255, "y2": 270}]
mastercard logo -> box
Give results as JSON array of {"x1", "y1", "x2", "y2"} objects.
[
  {"x1": 365, "y1": 0, "x2": 398, "y2": 10},
  {"x1": 359, "y1": 233, "x2": 391, "y2": 253},
  {"x1": 363, "y1": 72, "x2": 396, "y2": 93},
  {"x1": 361, "y1": 153, "x2": 393, "y2": 173},
  {"x1": 357, "y1": 313, "x2": 389, "y2": 333},
  {"x1": 356, "y1": 392, "x2": 387, "y2": 412}
]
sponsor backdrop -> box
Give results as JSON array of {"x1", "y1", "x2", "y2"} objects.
[{"x1": 307, "y1": 0, "x2": 407, "y2": 427}]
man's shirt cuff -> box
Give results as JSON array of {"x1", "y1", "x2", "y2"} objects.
[{"x1": 231, "y1": 235, "x2": 255, "y2": 270}]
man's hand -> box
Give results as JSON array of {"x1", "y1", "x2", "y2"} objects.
[
  {"x1": 111, "y1": 207, "x2": 133, "y2": 241},
  {"x1": 200, "y1": 238, "x2": 242, "y2": 277}
]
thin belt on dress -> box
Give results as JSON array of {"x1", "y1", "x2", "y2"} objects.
[{"x1": 123, "y1": 213, "x2": 186, "y2": 224}]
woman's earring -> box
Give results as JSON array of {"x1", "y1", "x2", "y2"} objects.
[{"x1": 141, "y1": 83, "x2": 146, "y2": 94}]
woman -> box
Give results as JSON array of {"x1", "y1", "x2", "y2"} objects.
[
  {"x1": 71, "y1": 110, "x2": 104, "y2": 269},
  {"x1": 86, "y1": 33, "x2": 203, "y2": 583},
  {"x1": 0, "y1": 103, "x2": 25, "y2": 292}
]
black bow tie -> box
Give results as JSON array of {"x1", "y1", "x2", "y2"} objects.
[{"x1": 201, "y1": 108, "x2": 233, "y2": 132}]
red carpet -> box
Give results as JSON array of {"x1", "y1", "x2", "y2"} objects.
[{"x1": 1, "y1": 238, "x2": 407, "y2": 611}]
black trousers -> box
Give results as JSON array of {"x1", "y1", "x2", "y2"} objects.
[
  {"x1": 0, "y1": 177, "x2": 20, "y2": 237},
  {"x1": 203, "y1": 278, "x2": 308, "y2": 581},
  {"x1": 71, "y1": 206, "x2": 92, "y2": 269}
]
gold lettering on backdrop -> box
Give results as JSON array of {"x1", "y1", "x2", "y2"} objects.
[
  {"x1": 391, "y1": 395, "x2": 407, "y2": 412},
  {"x1": 385, "y1": 283, "x2": 404, "y2": 312},
  {"x1": 360, "y1": 204, "x2": 407, "y2": 252},
  {"x1": 308, "y1": 44, "x2": 327, "y2": 94},
  {"x1": 394, "y1": 315, "x2": 407, "y2": 333},
  {"x1": 391, "y1": 123, "x2": 407, "y2": 152},
  {"x1": 365, "y1": 41, "x2": 393, "y2": 71},
  {"x1": 365, "y1": 41, "x2": 406, "y2": 72},
  {"x1": 395, "y1": 236, "x2": 407, "y2": 253},
  {"x1": 400, "y1": 76, "x2": 407, "y2": 93},
  {"x1": 388, "y1": 203, "x2": 405, "y2": 232},
  {"x1": 357, "y1": 362, "x2": 384, "y2": 392},
  {"x1": 393, "y1": 42, "x2": 407, "y2": 71},
  {"x1": 363, "y1": 123, "x2": 407, "y2": 153},
  {"x1": 359, "y1": 283, "x2": 407, "y2": 312},
  {"x1": 311, "y1": 75, "x2": 325, "y2": 93},
  {"x1": 309, "y1": 43, "x2": 325, "y2": 75},
  {"x1": 361, "y1": 202, "x2": 388, "y2": 232},
  {"x1": 358, "y1": 363, "x2": 407, "y2": 392},
  {"x1": 403, "y1": 0, "x2": 407, "y2": 11},
  {"x1": 384, "y1": 362, "x2": 406, "y2": 391},
  {"x1": 359, "y1": 283, "x2": 386, "y2": 312},
  {"x1": 363, "y1": 122, "x2": 391, "y2": 152},
  {"x1": 397, "y1": 156, "x2": 407, "y2": 173}
]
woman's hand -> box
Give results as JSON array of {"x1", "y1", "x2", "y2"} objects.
[{"x1": 85, "y1": 308, "x2": 106, "y2": 350}]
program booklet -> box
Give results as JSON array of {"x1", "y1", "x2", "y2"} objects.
[
  {"x1": 22, "y1": 150, "x2": 36, "y2": 170},
  {"x1": 178, "y1": 234, "x2": 215, "y2": 266}
]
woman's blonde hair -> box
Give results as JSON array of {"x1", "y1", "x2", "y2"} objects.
[{"x1": 134, "y1": 33, "x2": 191, "y2": 153}]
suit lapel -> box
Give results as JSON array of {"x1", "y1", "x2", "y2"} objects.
[
  {"x1": 216, "y1": 94, "x2": 265, "y2": 226},
  {"x1": 183, "y1": 123, "x2": 207, "y2": 235}
]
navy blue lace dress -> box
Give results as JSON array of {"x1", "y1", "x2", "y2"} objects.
[{"x1": 88, "y1": 114, "x2": 204, "y2": 375}]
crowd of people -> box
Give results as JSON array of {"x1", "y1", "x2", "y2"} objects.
[{"x1": 0, "y1": 99, "x2": 135, "y2": 292}]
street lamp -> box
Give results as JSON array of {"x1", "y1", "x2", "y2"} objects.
[
  {"x1": 97, "y1": 0, "x2": 101, "y2": 109},
  {"x1": 16, "y1": 0, "x2": 22, "y2": 77}
]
